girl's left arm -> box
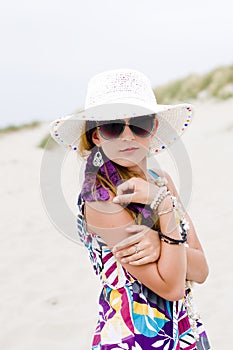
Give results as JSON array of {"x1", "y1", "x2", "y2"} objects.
[
  {"x1": 113, "y1": 170, "x2": 209, "y2": 284},
  {"x1": 180, "y1": 211, "x2": 209, "y2": 283},
  {"x1": 159, "y1": 170, "x2": 209, "y2": 283}
]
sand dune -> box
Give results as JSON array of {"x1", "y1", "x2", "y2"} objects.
[{"x1": 0, "y1": 99, "x2": 233, "y2": 349}]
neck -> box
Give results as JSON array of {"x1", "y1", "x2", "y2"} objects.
[{"x1": 126, "y1": 158, "x2": 148, "y2": 179}]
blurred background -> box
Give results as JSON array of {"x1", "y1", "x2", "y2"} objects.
[
  {"x1": 0, "y1": 1, "x2": 233, "y2": 349},
  {"x1": 1, "y1": 0, "x2": 233, "y2": 127}
]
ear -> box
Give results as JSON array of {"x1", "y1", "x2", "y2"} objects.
[
  {"x1": 152, "y1": 117, "x2": 159, "y2": 135},
  {"x1": 92, "y1": 129, "x2": 101, "y2": 147}
]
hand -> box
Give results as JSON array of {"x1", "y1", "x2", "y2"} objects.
[
  {"x1": 112, "y1": 225, "x2": 161, "y2": 265},
  {"x1": 113, "y1": 177, "x2": 163, "y2": 205}
]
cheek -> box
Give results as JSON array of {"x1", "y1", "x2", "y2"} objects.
[
  {"x1": 100, "y1": 140, "x2": 118, "y2": 158},
  {"x1": 139, "y1": 138, "x2": 151, "y2": 148},
  {"x1": 133, "y1": 137, "x2": 152, "y2": 152}
]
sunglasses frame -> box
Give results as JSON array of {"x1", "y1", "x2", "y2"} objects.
[{"x1": 97, "y1": 114, "x2": 156, "y2": 140}]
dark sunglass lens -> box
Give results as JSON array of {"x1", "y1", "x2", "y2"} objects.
[
  {"x1": 99, "y1": 122, "x2": 124, "y2": 139},
  {"x1": 131, "y1": 116, "x2": 154, "y2": 136}
]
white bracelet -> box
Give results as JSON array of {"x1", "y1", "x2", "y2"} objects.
[
  {"x1": 150, "y1": 187, "x2": 171, "y2": 211},
  {"x1": 156, "y1": 190, "x2": 171, "y2": 209},
  {"x1": 158, "y1": 207, "x2": 174, "y2": 216},
  {"x1": 150, "y1": 186, "x2": 166, "y2": 210}
]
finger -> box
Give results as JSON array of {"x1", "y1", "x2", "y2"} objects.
[
  {"x1": 115, "y1": 245, "x2": 141, "y2": 259},
  {"x1": 112, "y1": 193, "x2": 135, "y2": 204},
  {"x1": 112, "y1": 227, "x2": 146, "y2": 252},
  {"x1": 118, "y1": 248, "x2": 159, "y2": 265},
  {"x1": 114, "y1": 226, "x2": 159, "y2": 251},
  {"x1": 115, "y1": 233, "x2": 144, "y2": 250},
  {"x1": 113, "y1": 237, "x2": 142, "y2": 253},
  {"x1": 116, "y1": 180, "x2": 135, "y2": 195},
  {"x1": 129, "y1": 256, "x2": 156, "y2": 265},
  {"x1": 119, "y1": 249, "x2": 145, "y2": 264}
]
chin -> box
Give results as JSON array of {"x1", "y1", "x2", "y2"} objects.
[{"x1": 112, "y1": 156, "x2": 143, "y2": 168}]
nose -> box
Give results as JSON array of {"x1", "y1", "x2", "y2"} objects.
[{"x1": 120, "y1": 124, "x2": 135, "y2": 140}]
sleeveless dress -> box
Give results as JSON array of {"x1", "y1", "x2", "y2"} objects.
[{"x1": 76, "y1": 170, "x2": 211, "y2": 350}]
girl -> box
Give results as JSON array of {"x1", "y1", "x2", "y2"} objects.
[{"x1": 50, "y1": 69, "x2": 210, "y2": 349}]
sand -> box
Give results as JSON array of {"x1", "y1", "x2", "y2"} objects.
[{"x1": 0, "y1": 99, "x2": 233, "y2": 349}]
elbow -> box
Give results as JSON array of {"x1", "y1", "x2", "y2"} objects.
[
  {"x1": 192, "y1": 259, "x2": 209, "y2": 284},
  {"x1": 186, "y1": 253, "x2": 210, "y2": 284},
  {"x1": 159, "y1": 284, "x2": 186, "y2": 302},
  {"x1": 166, "y1": 287, "x2": 186, "y2": 302},
  {"x1": 196, "y1": 265, "x2": 209, "y2": 284}
]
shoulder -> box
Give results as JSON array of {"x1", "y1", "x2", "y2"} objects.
[
  {"x1": 84, "y1": 191, "x2": 134, "y2": 230},
  {"x1": 84, "y1": 193, "x2": 135, "y2": 248}
]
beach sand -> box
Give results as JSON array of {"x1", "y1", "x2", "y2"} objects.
[{"x1": 0, "y1": 99, "x2": 232, "y2": 349}]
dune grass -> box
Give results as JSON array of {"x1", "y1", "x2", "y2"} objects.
[
  {"x1": 154, "y1": 64, "x2": 233, "y2": 104},
  {"x1": 0, "y1": 121, "x2": 41, "y2": 135},
  {"x1": 37, "y1": 133, "x2": 58, "y2": 149},
  {"x1": 2, "y1": 64, "x2": 233, "y2": 149}
]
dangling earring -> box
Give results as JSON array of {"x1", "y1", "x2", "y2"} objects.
[
  {"x1": 93, "y1": 148, "x2": 104, "y2": 167},
  {"x1": 148, "y1": 146, "x2": 154, "y2": 157}
]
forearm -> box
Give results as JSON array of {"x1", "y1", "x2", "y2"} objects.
[
  {"x1": 86, "y1": 199, "x2": 185, "y2": 300},
  {"x1": 186, "y1": 247, "x2": 209, "y2": 283},
  {"x1": 156, "y1": 197, "x2": 187, "y2": 294},
  {"x1": 157, "y1": 243, "x2": 186, "y2": 296}
]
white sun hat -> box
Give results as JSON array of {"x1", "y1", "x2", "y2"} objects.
[{"x1": 49, "y1": 69, "x2": 193, "y2": 153}]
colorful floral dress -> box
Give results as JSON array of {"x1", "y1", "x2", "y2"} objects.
[{"x1": 77, "y1": 193, "x2": 210, "y2": 350}]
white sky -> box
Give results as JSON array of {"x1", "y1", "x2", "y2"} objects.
[{"x1": 0, "y1": 0, "x2": 233, "y2": 127}]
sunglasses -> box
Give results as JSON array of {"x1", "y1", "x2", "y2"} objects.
[{"x1": 97, "y1": 114, "x2": 156, "y2": 140}]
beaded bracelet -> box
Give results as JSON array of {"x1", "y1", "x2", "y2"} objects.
[
  {"x1": 150, "y1": 186, "x2": 166, "y2": 209},
  {"x1": 157, "y1": 207, "x2": 174, "y2": 216},
  {"x1": 150, "y1": 187, "x2": 171, "y2": 211},
  {"x1": 158, "y1": 231, "x2": 187, "y2": 245}
]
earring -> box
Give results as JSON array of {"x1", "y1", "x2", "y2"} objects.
[
  {"x1": 93, "y1": 148, "x2": 104, "y2": 167},
  {"x1": 148, "y1": 146, "x2": 154, "y2": 157}
]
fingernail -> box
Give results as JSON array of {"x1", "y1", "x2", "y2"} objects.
[
  {"x1": 121, "y1": 258, "x2": 127, "y2": 263},
  {"x1": 113, "y1": 197, "x2": 119, "y2": 203}
]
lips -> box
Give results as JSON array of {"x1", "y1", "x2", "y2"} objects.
[{"x1": 120, "y1": 147, "x2": 139, "y2": 152}]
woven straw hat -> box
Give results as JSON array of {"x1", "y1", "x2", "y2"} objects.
[{"x1": 49, "y1": 69, "x2": 193, "y2": 154}]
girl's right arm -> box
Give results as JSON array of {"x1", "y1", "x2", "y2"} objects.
[{"x1": 85, "y1": 196, "x2": 187, "y2": 301}]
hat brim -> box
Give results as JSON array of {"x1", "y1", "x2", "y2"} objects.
[{"x1": 49, "y1": 102, "x2": 193, "y2": 153}]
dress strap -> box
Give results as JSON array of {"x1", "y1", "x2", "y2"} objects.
[
  {"x1": 147, "y1": 169, "x2": 160, "y2": 180},
  {"x1": 77, "y1": 193, "x2": 85, "y2": 215}
]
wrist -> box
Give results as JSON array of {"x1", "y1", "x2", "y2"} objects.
[
  {"x1": 157, "y1": 196, "x2": 173, "y2": 212},
  {"x1": 150, "y1": 186, "x2": 170, "y2": 211},
  {"x1": 158, "y1": 231, "x2": 186, "y2": 245}
]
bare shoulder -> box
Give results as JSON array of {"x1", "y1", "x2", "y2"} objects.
[
  {"x1": 84, "y1": 191, "x2": 135, "y2": 248},
  {"x1": 149, "y1": 167, "x2": 172, "y2": 180},
  {"x1": 149, "y1": 168, "x2": 178, "y2": 195}
]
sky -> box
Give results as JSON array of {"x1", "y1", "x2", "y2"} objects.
[{"x1": 0, "y1": 0, "x2": 233, "y2": 127}]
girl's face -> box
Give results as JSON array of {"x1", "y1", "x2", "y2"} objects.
[{"x1": 91, "y1": 116, "x2": 158, "y2": 169}]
